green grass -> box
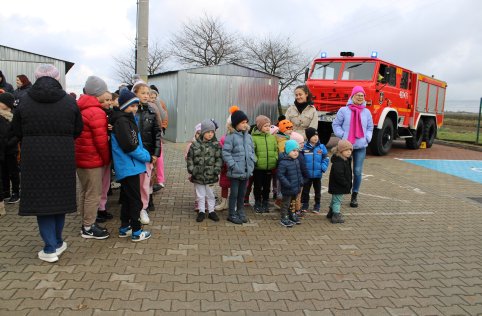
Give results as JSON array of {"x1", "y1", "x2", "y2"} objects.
[{"x1": 437, "y1": 127, "x2": 479, "y2": 143}]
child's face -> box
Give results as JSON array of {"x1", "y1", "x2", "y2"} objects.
[
  {"x1": 136, "y1": 86, "x2": 150, "y2": 104},
  {"x1": 203, "y1": 131, "x2": 214, "y2": 141},
  {"x1": 123, "y1": 103, "x2": 139, "y2": 114},
  {"x1": 261, "y1": 123, "x2": 271, "y2": 133},
  {"x1": 310, "y1": 135, "x2": 319, "y2": 144},
  {"x1": 236, "y1": 120, "x2": 250, "y2": 132},
  {"x1": 0, "y1": 102, "x2": 10, "y2": 111},
  {"x1": 284, "y1": 128, "x2": 293, "y2": 136},
  {"x1": 195, "y1": 131, "x2": 201, "y2": 139},
  {"x1": 288, "y1": 150, "x2": 299, "y2": 159},
  {"x1": 100, "y1": 92, "x2": 112, "y2": 109},
  {"x1": 149, "y1": 92, "x2": 157, "y2": 103},
  {"x1": 341, "y1": 149, "x2": 352, "y2": 159}
]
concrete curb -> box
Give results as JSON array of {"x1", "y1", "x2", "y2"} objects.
[{"x1": 435, "y1": 139, "x2": 482, "y2": 152}]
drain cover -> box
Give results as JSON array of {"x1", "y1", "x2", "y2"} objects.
[{"x1": 468, "y1": 197, "x2": 482, "y2": 204}]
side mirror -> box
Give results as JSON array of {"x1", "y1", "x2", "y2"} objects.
[{"x1": 304, "y1": 68, "x2": 309, "y2": 82}]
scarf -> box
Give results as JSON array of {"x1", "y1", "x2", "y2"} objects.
[
  {"x1": 347, "y1": 104, "x2": 365, "y2": 144},
  {"x1": 294, "y1": 101, "x2": 308, "y2": 114}
]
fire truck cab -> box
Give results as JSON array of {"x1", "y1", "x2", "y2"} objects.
[{"x1": 305, "y1": 52, "x2": 447, "y2": 155}]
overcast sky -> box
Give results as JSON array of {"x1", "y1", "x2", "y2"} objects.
[{"x1": 1, "y1": 0, "x2": 481, "y2": 107}]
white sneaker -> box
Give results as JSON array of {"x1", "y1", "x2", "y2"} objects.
[
  {"x1": 38, "y1": 250, "x2": 59, "y2": 263},
  {"x1": 140, "y1": 209, "x2": 150, "y2": 225},
  {"x1": 215, "y1": 198, "x2": 228, "y2": 211},
  {"x1": 55, "y1": 242, "x2": 67, "y2": 256}
]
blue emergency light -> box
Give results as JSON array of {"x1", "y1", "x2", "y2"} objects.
[
  {"x1": 371, "y1": 51, "x2": 378, "y2": 58},
  {"x1": 320, "y1": 52, "x2": 327, "y2": 58}
]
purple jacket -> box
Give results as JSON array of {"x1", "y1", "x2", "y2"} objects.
[{"x1": 332, "y1": 105, "x2": 374, "y2": 149}]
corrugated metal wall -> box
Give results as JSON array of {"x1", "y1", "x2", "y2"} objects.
[
  {"x1": 0, "y1": 46, "x2": 68, "y2": 88},
  {"x1": 149, "y1": 64, "x2": 279, "y2": 143},
  {"x1": 148, "y1": 72, "x2": 178, "y2": 142}
]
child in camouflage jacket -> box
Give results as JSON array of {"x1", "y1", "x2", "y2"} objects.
[{"x1": 186, "y1": 119, "x2": 223, "y2": 222}]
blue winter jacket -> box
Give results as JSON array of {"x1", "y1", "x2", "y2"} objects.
[
  {"x1": 302, "y1": 141, "x2": 329, "y2": 179},
  {"x1": 277, "y1": 153, "x2": 304, "y2": 196},
  {"x1": 110, "y1": 110, "x2": 151, "y2": 181},
  {"x1": 222, "y1": 129, "x2": 256, "y2": 179},
  {"x1": 332, "y1": 104, "x2": 374, "y2": 149}
]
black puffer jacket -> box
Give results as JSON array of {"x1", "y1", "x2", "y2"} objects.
[
  {"x1": 12, "y1": 76, "x2": 83, "y2": 216},
  {"x1": 136, "y1": 103, "x2": 161, "y2": 157},
  {"x1": 0, "y1": 72, "x2": 14, "y2": 94},
  {"x1": 0, "y1": 110, "x2": 13, "y2": 162},
  {"x1": 328, "y1": 154, "x2": 353, "y2": 195}
]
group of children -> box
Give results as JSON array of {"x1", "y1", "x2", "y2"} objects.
[{"x1": 186, "y1": 106, "x2": 355, "y2": 227}]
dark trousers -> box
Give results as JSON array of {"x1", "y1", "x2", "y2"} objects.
[
  {"x1": 120, "y1": 174, "x2": 142, "y2": 232},
  {"x1": 253, "y1": 169, "x2": 272, "y2": 201},
  {"x1": 301, "y1": 178, "x2": 322, "y2": 205},
  {"x1": 244, "y1": 176, "x2": 254, "y2": 201},
  {"x1": 229, "y1": 178, "x2": 248, "y2": 218},
  {"x1": 280, "y1": 194, "x2": 296, "y2": 218},
  {"x1": 2, "y1": 153, "x2": 20, "y2": 196},
  {"x1": 37, "y1": 214, "x2": 65, "y2": 253}
]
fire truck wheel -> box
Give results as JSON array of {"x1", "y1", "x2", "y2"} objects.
[
  {"x1": 370, "y1": 118, "x2": 394, "y2": 156},
  {"x1": 405, "y1": 119, "x2": 425, "y2": 149},
  {"x1": 423, "y1": 119, "x2": 436, "y2": 148}
]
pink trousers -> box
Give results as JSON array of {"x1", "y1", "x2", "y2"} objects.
[
  {"x1": 140, "y1": 162, "x2": 153, "y2": 210},
  {"x1": 156, "y1": 150, "x2": 164, "y2": 183},
  {"x1": 98, "y1": 163, "x2": 111, "y2": 211}
]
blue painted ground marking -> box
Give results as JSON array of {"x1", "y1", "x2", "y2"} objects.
[{"x1": 401, "y1": 159, "x2": 482, "y2": 184}]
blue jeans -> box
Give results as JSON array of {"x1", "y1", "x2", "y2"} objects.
[
  {"x1": 37, "y1": 214, "x2": 65, "y2": 253},
  {"x1": 228, "y1": 178, "x2": 248, "y2": 219},
  {"x1": 352, "y1": 147, "x2": 366, "y2": 193},
  {"x1": 330, "y1": 194, "x2": 344, "y2": 214}
]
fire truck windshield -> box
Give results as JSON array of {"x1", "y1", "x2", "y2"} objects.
[
  {"x1": 341, "y1": 62, "x2": 376, "y2": 81},
  {"x1": 310, "y1": 61, "x2": 376, "y2": 81}
]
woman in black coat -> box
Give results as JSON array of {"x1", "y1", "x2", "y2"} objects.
[{"x1": 12, "y1": 64, "x2": 83, "y2": 263}]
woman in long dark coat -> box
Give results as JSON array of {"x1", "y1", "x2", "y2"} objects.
[{"x1": 12, "y1": 64, "x2": 83, "y2": 263}]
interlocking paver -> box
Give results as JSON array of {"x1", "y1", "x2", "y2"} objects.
[{"x1": 1, "y1": 141, "x2": 482, "y2": 314}]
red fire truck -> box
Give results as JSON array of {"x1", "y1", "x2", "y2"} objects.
[{"x1": 305, "y1": 52, "x2": 447, "y2": 155}]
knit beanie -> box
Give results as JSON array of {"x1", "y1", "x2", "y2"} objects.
[
  {"x1": 337, "y1": 139, "x2": 353, "y2": 152},
  {"x1": 255, "y1": 115, "x2": 271, "y2": 131},
  {"x1": 278, "y1": 119, "x2": 293, "y2": 133},
  {"x1": 194, "y1": 123, "x2": 202, "y2": 134},
  {"x1": 231, "y1": 110, "x2": 249, "y2": 128},
  {"x1": 290, "y1": 131, "x2": 304, "y2": 146},
  {"x1": 118, "y1": 88, "x2": 140, "y2": 111},
  {"x1": 84, "y1": 76, "x2": 108, "y2": 97},
  {"x1": 350, "y1": 86, "x2": 366, "y2": 98},
  {"x1": 285, "y1": 139, "x2": 299, "y2": 154},
  {"x1": 149, "y1": 84, "x2": 159, "y2": 93},
  {"x1": 305, "y1": 127, "x2": 318, "y2": 141},
  {"x1": 200, "y1": 119, "x2": 216, "y2": 135},
  {"x1": 0, "y1": 92, "x2": 15, "y2": 109},
  {"x1": 34, "y1": 64, "x2": 60, "y2": 80}
]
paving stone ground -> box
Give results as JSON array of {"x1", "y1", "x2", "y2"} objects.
[{"x1": 0, "y1": 139, "x2": 481, "y2": 315}]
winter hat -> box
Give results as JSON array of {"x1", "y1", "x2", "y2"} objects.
[
  {"x1": 255, "y1": 115, "x2": 271, "y2": 131},
  {"x1": 84, "y1": 76, "x2": 108, "y2": 97},
  {"x1": 34, "y1": 64, "x2": 60, "y2": 80},
  {"x1": 118, "y1": 88, "x2": 140, "y2": 111},
  {"x1": 337, "y1": 139, "x2": 353, "y2": 152},
  {"x1": 0, "y1": 92, "x2": 15, "y2": 109},
  {"x1": 201, "y1": 119, "x2": 216, "y2": 135},
  {"x1": 285, "y1": 139, "x2": 299, "y2": 154},
  {"x1": 149, "y1": 84, "x2": 159, "y2": 93},
  {"x1": 277, "y1": 114, "x2": 286, "y2": 122},
  {"x1": 269, "y1": 125, "x2": 279, "y2": 135},
  {"x1": 290, "y1": 131, "x2": 304, "y2": 146},
  {"x1": 231, "y1": 110, "x2": 249, "y2": 128},
  {"x1": 194, "y1": 123, "x2": 202, "y2": 134},
  {"x1": 350, "y1": 86, "x2": 366, "y2": 98},
  {"x1": 305, "y1": 127, "x2": 318, "y2": 141},
  {"x1": 278, "y1": 119, "x2": 293, "y2": 133}
]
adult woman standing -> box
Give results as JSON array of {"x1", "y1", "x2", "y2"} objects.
[
  {"x1": 332, "y1": 86, "x2": 373, "y2": 208},
  {"x1": 12, "y1": 64, "x2": 83, "y2": 263},
  {"x1": 284, "y1": 85, "x2": 318, "y2": 140},
  {"x1": 14, "y1": 74, "x2": 32, "y2": 103}
]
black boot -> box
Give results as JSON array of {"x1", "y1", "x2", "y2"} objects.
[
  {"x1": 254, "y1": 199, "x2": 262, "y2": 213},
  {"x1": 350, "y1": 192, "x2": 358, "y2": 208},
  {"x1": 326, "y1": 206, "x2": 333, "y2": 219},
  {"x1": 261, "y1": 200, "x2": 269, "y2": 213}
]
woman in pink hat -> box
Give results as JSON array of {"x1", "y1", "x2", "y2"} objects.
[{"x1": 332, "y1": 86, "x2": 373, "y2": 208}]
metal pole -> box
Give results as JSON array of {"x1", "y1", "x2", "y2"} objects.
[
  {"x1": 136, "y1": 0, "x2": 149, "y2": 82},
  {"x1": 476, "y1": 97, "x2": 482, "y2": 144}
]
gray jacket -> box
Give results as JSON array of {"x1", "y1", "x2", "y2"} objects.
[{"x1": 222, "y1": 130, "x2": 256, "y2": 179}]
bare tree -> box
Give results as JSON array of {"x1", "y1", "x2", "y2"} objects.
[
  {"x1": 170, "y1": 15, "x2": 242, "y2": 66},
  {"x1": 113, "y1": 42, "x2": 169, "y2": 84},
  {"x1": 242, "y1": 35, "x2": 309, "y2": 114}
]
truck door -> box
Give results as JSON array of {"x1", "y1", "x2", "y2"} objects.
[{"x1": 376, "y1": 63, "x2": 399, "y2": 109}]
